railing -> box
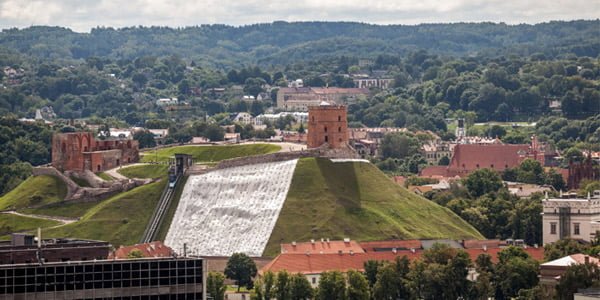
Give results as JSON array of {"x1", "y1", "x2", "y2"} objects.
[{"x1": 140, "y1": 176, "x2": 180, "y2": 243}]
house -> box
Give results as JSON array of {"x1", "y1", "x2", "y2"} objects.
[
  {"x1": 408, "y1": 185, "x2": 433, "y2": 195},
  {"x1": 257, "y1": 92, "x2": 271, "y2": 101},
  {"x1": 191, "y1": 137, "x2": 211, "y2": 144},
  {"x1": 155, "y1": 97, "x2": 178, "y2": 106},
  {"x1": 422, "y1": 140, "x2": 452, "y2": 165},
  {"x1": 109, "y1": 128, "x2": 133, "y2": 139},
  {"x1": 261, "y1": 238, "x2": 544, "y2": 288},
  {"x1": 281, "y1": 239, "x2": 365, "y2": 255},
  {"x1": 539, "y1": 254, "x2": 600, "y2": 299},
  {"x1": 233, "y1": 112, "x2": 254, "y2": 125},
  {"x1": 224, "y1": 133, "x2": 241, "y2": 143},
  {"x1": 505, "y1": 181, "x2": 555, "y2": 198},
  {"x1": 542, "y1": 190, "x2": 600, "y2": 245}
]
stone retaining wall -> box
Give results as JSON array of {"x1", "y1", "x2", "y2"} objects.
[
  {"x1": 32, "y1": 167, "x2": 78, "y2": 199},
  {"x1": 214, "y1": 143, "x2": 359, "y2": 171}
]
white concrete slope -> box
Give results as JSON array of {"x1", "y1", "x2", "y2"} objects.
[{"x1": 165, "y1": 159, "x2": 299, "y2": 257}]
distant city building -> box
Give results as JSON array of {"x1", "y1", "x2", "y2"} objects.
[
  {"x1": 539, "y1": 253, "x2": 600, "y2": 298},
  {"x1": 287, "y1": 79, "x2": 304, "y2": 88},
  {"x1": 233, "y1": 112, "x2": 254, "y2": 125},
  {"x1": 254, "y1": 112, "x2": 308, "y2": 125},
  {"x1": 542, "y1": 190, "x2": 600, "y2": 245},
  {"x1": 155, "y1": 97, "x2": 179, "y2": 106},
  {"x1": 568, "y1": 153, "x2": 600, "y2": 189},
  {"x1": 277, "y1": 87, "x2": 369, "y2": 111},
  {"x1": 110, "y1": 241, "x2": 174, "y2": 259},
  {"x1": 353, "y1": 77, "x2": 393, "y2": 89},
  {"x1": 307, "y1": 103, "x2": 348, "y2": 149},
  {"x1": 52, "y1": 132, "x2": 139, "y2": 172}
]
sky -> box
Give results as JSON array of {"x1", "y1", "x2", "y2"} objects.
[{"x1": 0, "y1": 0, "x2": 598, "y2": 32}]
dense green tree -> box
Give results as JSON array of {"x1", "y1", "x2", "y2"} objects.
[
  {"x1": 556, "y1": 262, "x2": 600, "y2": 300},
  {"x1": 317, "y1": 271, "x2": 346, "y2": 300},
  {"x1": 207, "y1": 272, "x2": 227, "y2": 300},
  {"x1": 380, "y1": 133, "x2": 421, "y2": 160},
  {"x1": 275, "y1": 270, "x2": 291, "y2": 300},
  {"x1": 224, "y1": 253, "x2": 257, "y2": 292},
  {"x1": 464, "y1": 168, "x2": 504, "y2": 198},
  {"x1": 544, "y1": 239, "x2": 590, "y2": 261},
  {"x1": 494, "y1": 247, "x2": 539, "y2": 299},
  {"x1": 346, "y1": 270, "x2": 369, "y2": 300},
  {"x1": 289, "y1": 273, "x2": 312, "y2": 300},
  {"x1": 363, "y1": 260, "x2": 381, "y2": 292}
]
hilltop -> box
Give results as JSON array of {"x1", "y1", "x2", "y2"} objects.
[
  {"x1": 165, "y1": 157, "x2": 483, "y2": 257},
  {"x1": 263, "y1": 158, "x2": 482, "y2": 256}
]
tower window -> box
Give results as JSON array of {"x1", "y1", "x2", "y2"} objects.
[
  {"x1": 325, "y1": 136, "x2": 328, "y2": 142},
  {"x1": 338, "y1": 127, "x2": 341, "y2": 132},
  {"x1": 338, "y1": 116, "x2": 341, "y2": 121},
  {"x1": 324, "y1": 126, "x2": 327, "y2": 133}
]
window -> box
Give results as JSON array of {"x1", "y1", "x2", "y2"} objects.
[
  {"x1": 325, "y1": 136, "x2": 328, "y2": 142},
  {"x1": 338, "y1": 127, "x2": 341, "y2": 132},
  {"x1": 324, "y1": 126, "x2": 328, "y2": 132},
  {"x1": 574, "y1": 223, "x2": 580, "y2": 235},
  {"x1": 550, "y1": 222, "x2": 557, "y2": 234},
  {"x1": 338, "y1": 116, "x2": 341, "y2": 121}
]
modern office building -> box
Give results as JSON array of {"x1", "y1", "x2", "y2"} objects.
[{"x1": 0, "y1": 257, "x2": 204, "y2": 300}]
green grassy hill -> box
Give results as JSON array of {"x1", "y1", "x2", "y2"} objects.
[
  {"x1": 44, "y1": 180, "x2": 166, "y2": 247},
  {"x1": 264, "y1": 158, "x2": 483, "y2": 256},
  {"x1": 117, "y1": 164, "x2": 169, "y2": 179},
  {"x1": 140, "y1": 144, "x2": 280, "y2": 163},
  {"x1": 0, "y1": 175, "x2": 67, "y2": 210},
  {"x1": 0, "y1": 213, "x2": 61, "y2": 237}
]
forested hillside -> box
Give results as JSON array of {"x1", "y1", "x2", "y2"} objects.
[{"x1": 0, "y1": 21, "x2": 598, "y2": 66}]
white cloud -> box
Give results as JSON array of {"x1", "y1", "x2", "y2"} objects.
[{"x1": 0, "y1": 0, "x2": 597, "y2": 32}]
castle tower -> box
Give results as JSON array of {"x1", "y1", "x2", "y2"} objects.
[{"x1": 307, "y1": 102, "x2": 348, "y2": 149}]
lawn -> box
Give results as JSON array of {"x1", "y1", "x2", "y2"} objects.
[
  {"x1": 44, "y1": 179, "x2": 167, "y2": 247},
  {"x1": 0, "y1": 213, "x2": 61, "y2": 236},
  {"x1": 263, "y1": 158, "x2": 483, "y2": 257},
  {"x1": 96, "y1": 172, "x2": 114, "y2": 181},
  {"x1": 0, "y1": 175, "x2": 68, "y2": 211},
  {"x1": 20, "y1": 201, "x2": 99, "y2": 219},
  {"x1": 140, "y1": 144, "x2": 281, "y2": 163},
  {"x1": 117, "y1": 164, "x2": 169, "y2": 179}
]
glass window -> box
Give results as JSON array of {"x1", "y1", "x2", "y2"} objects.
[
  {"x1": 551, "y1": 222, "x2": 557, "y2": 234},
  {"x1": 574, "y1": 223, "x2": 580, "y2": 235}
]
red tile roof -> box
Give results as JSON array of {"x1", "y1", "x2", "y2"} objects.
[
  {"x1": 261, "y1": 247, "x2": 544, "y2": 275},
  {"x1": 449, "y1": 144, "x2": 530, "y2": 173},
  {"x1": 281, "y1": 240, "x2": 365, "y2": 255},
  {"x1": 462, "y1": 239, "x2": 502, "y2": 249},
  {"x1": 110, "y1": 241, "x2": 173, "y2": 259},
  {"x1": 359, "y1": 240, "x2": 422, "y2": 252}
]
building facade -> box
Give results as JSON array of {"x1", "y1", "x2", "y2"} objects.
[
  {"x1": 542, "y1": 190, "x2": 600, "y2": 245},
  {"x1": 52, "y1": 132, "x2": 139, "y2": 172},
  {"x1": 0, "y1": 257, "x2": 204, "y2": 299},
  {"x1": 307, "y1": 104, "x2": 348, "y2": 149},
  {"x1": 277, "y1": 87, "x2": 369, "y2": 111}
]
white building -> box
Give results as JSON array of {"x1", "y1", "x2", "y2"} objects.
[
  {"x1": 155, "y1": 97, "x2": 178, "y2": 106},
  {"x1": 254, "y1": 112, "x2": 308, "y2": 126},
  {"x1": 233, "y1": 112, "x2": 254, "y2": 125},
  {"x1": 542, "y1": 190, "x2": 600, "y2": 245}
]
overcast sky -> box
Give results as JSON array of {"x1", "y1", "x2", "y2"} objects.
[{"x1": 0, "y1": 0, "x2": 598, "y2": 32}]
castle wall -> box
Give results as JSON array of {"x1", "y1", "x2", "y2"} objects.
[
  {"x1": 52, "y1": 132, "x2": 139, "y2": 172},
  {"x1": 307, "y1": 105, "x2": 348, "y2": 149}
]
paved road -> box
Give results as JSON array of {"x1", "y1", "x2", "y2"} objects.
[{"x1": 103, "y1": 163, "x2": 148, "y2": 180}]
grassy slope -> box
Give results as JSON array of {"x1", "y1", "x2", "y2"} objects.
[
  {"x1": 264, "y1": 158, "x2": 483, "y2": 256},
  {"x1": 97, "y1": 172, "x2": 114, "y2": 181},
  {"x1": 0, "y1": 175, "x2": 67, "y2": 210},
  {"x1": 0, "y1": 213, "x2": 61, "y2": 237},
  {"x1": 20, "y1": 201, "x2": 99, "y2": 218},
  {"x1": 117, "y1": 164, "x2": 169, "y2": 179},
  {"x1": 44, "y1": 180, "x2": 166, "y2": 247},
  {"x1": 140, "y1": 144, "x2": 281, "y2": 163}
]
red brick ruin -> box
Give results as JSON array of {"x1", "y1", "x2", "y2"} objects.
[{"x1": 52, "y1": 132, "x2": 139, "y2": 172}]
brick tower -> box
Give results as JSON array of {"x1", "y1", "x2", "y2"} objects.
[{"x1": 307, "y1": 103, "x2": 348, "y2": 149}]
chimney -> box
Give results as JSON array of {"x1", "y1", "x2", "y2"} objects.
[
  {"x1": 410, "y1": 248, "x2": 416, "y2": 253},
  {"x1": 392, "y1": 248, "x2": 397, "y2": 254},
  {"x1": 311, "y1": 239, "x2": 315, "y2": 245},
  {"x1": 483, "y1": 245, "x2": 487, "y2": 252},
  {"x1": 37, "y1": 227, "x2": 41, "y2": 249},
  {"x1": 343, "y1": 238, "x2": 350, "y2": 244},
  {"x1": 585, "y1": 256, "x2": 590, "y2": 264},
  {"x1": 349, "y1": 250, "x2": 354, "y2": 256},
  {"x1": 292, "y1": 241, "x2": 296, "y2": 247},
  {"x1": 326, "y1": 238, "x2": 330, "y2": 244},
  {"x1": 534, "y1": 244, "x2": 539, "y2": 248}
]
